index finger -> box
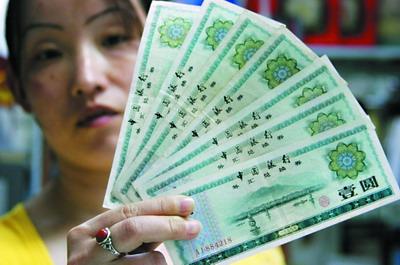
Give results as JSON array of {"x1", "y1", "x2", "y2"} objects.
[{"x1": 84, "y1": 195, "x2": 195, "y2": 235}]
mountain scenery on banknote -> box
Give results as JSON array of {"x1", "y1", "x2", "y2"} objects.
[{"x1": 103, "y1": 0, "x2": 400, "y2": 264}]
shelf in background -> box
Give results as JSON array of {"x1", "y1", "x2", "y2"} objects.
[{"x1": 310, "y1": 45, "x2": 400, "y2": 60}]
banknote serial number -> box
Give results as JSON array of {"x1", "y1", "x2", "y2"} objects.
[
  {"x1": 277, "y1": 225, "x2": 299, "y2": 237},
  {"x1": 195, "y1": 237, "x2": 233, "y2": 256}
]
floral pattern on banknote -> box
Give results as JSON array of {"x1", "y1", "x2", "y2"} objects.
[
  {"x1": 158, "y1": 17, "x2": 192, "y2": 48},
  {"x1": 263, "y1": 55, "x2": 300, "y2": 88},
  {"x1": 328, "y1": 143, "x2": 366, "y2": 179},
  {"x1": 310, "y1": 113, "x2": 345, "y2": 135},
  {"x1": 233, "y1": 38, "x2": 264, "y2": 69},
  {"x1": 296, "y1": 85, "x2": 327, "y2": 106},
  {"x1": 205, "y1": 19, "x2": 234, "y2": 50}
]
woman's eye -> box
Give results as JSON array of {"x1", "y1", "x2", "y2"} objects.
[
  {"x1": 102, "y1": 34, "x2": 130, "y2": 47},
  {"x1": 34, "y1": 49, "x2": 62, "y2": 62}
]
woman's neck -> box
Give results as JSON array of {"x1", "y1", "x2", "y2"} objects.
[
  {"x1": 58, "y1": 160, "x2": 110, "y2": 217},
  {"x1": 26, "y1": 160, "x2": 110, "y2": 231},
  {"x1": 24, "y1": 160, "x2": 112, "y2": 265}
]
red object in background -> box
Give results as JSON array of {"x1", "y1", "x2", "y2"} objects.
[
  {"x1": 339, "y1": 0, "x2": 377, "y2": 45},
  {"x1": 246, "y1": 0, "x2": 264, "y2": 13},
  {"x1": 245, "y1": 0, "x2": 274, "y2": 17},
  {"x1": 247, "y1": 0, "x2": 377, "y2": 46},
  {"x1": 304, "y1": 0, "x2": 340, "y2": 45},
  {"x1": 245, "y1": 0, "x2": 259, "y2": 13}
]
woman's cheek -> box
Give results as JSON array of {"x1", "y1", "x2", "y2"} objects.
[
  {"x1": 26, "y1": 74, "x2": 68, "y2": 128},
  {"x1": 110, "y1": 52, "x2": 137, "y2": 92},
  {"x1": 29, "y1": 78, "x2": 57, "y2": 105}
]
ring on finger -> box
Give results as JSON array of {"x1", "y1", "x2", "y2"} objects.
[{"x1": 95, "y1": 227, "x2": 125, "y2": 257}]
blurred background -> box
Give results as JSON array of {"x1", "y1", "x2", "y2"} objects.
[{"x1": 0, "y1": 0, "x2": 399, "y2": 264}]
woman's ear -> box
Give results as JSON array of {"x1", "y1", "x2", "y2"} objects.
[{"x1": 6, "y1": 62, "x2": 32, "y2": 112}]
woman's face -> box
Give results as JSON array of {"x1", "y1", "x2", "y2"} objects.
[{"x1": 18, "y1": 0, "x2": 141, "y2": 171}]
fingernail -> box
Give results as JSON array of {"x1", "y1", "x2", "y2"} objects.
[
  {"x1": 186, "y1": 220, "x2": 201, "y2": 236},
  {"x1": 180, "y1": 197, "x2": 195, "y2": 213}
]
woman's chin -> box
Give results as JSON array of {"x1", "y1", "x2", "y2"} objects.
[
  {"x1": 84, "y1": 122, "x2": 121, "y2": 150},
  {"x1": 53, "y1": 119, "x2": 122, "y2": 172}
]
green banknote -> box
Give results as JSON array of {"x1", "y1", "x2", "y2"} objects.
[
  {"x1": 137, "y1": 89, "x2": 371, "y2": 197},
  {"x1": 117, "y1": 12, "x2": 284, "y2": 201},
  {"x1": 163, "y1": 123, "x2": 399, "y2": 265},
  {"x1": 167, "y1": 31, "x2": 318, "y2": 155},
  {"x1": 109, "y1": 0, "x2": 244, "y2": 205},
  {"x1": 138, "y1": 29, "x2": 319, "y2": 182},
  {"x1": 134, "y1": 56, "x2": 350, "y2": 186},
  {"x1": 122, "y1": 0, "x2": 247, "y2": 166},
  {"x1": 104, "y1": 1, "x2": 200, "y2": 207},
  {"x1": 104, "y1": 1, "x2": 400, "y2": 264}
]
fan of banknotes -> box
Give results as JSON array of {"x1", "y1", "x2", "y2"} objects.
[{"x1": 104, "y1": 0, "x2": 400, "y2": 264}]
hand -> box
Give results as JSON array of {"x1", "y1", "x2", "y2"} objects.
[{"x1": 67, "y1": 196, "x2": 201, "y2": 265}]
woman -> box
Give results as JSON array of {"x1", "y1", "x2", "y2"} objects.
[{"x1": 0, "y1": 0, "x2": 286, "y2": 264}]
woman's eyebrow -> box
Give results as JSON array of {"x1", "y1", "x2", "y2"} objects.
[
  {"x1": 21, "y1": 22, "x2": 64, "y2": 41},
  {"x1": 22, "y1": 23, "x2": 64, "y2": 40},
  {"x1": 85, "y1": 6, "x2": 124, "y2": 25},
  {"x1": 20, "y1": 6, "x2": 131, "y2": 42}
]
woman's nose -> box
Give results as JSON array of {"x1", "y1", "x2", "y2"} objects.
[{"x1": 71, "y1": 45, "x2": 107, "y2": 97}]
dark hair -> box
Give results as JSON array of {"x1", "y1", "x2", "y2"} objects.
[
  {"x1": 5, "y1": 0, "x2": 21, "y2": 77},
  {"x1": 5, "y1": 0, "x2": 148, "y2": 77}
]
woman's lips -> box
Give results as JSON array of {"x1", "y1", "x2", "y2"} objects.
[
  {"x1": 83, "y1": 114, "x2": 118, "y2": 128},
  {"x1": 77, "y1": 107, "x2": 119, "y2": 128}
]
